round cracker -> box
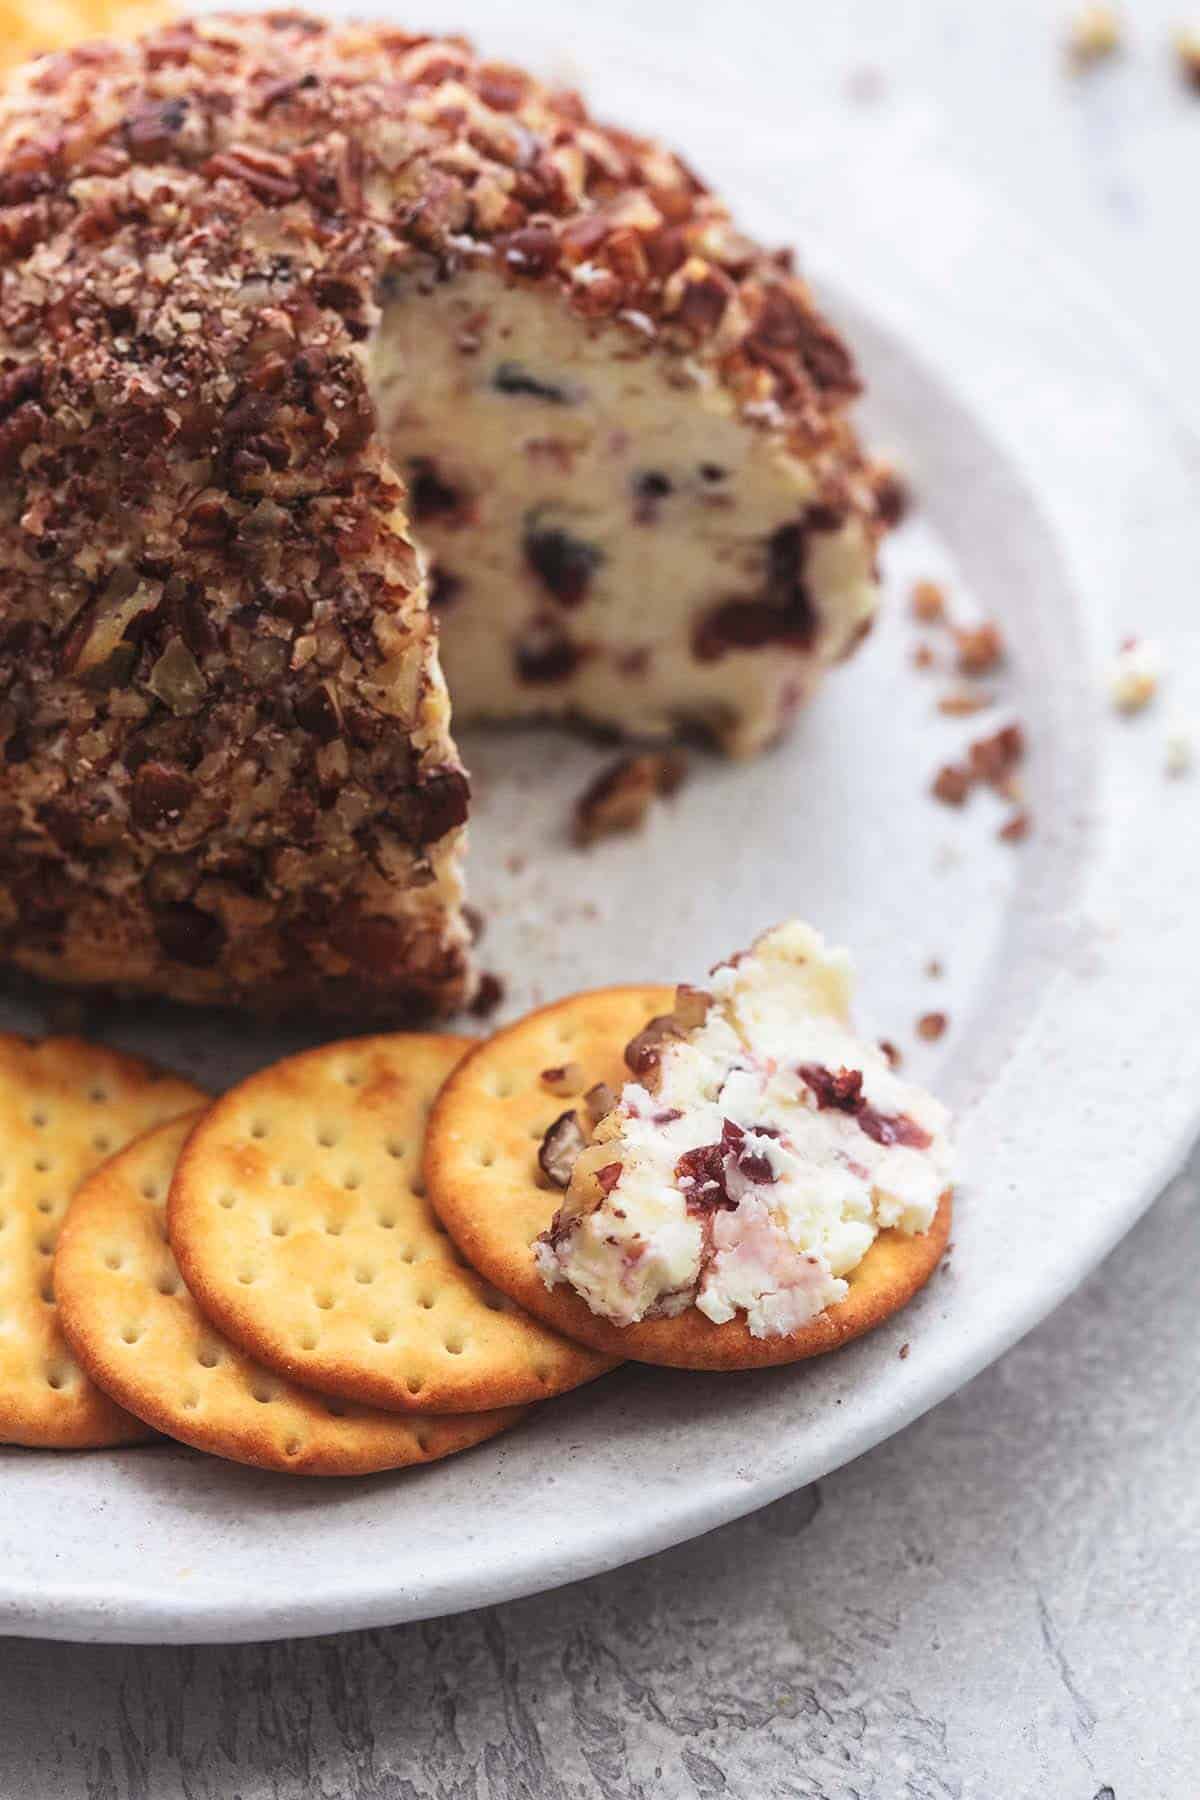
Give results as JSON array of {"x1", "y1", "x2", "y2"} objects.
[
  {"x1": 425, "y1": 989, "x2": 953, "y2": 1370},
  {"x1": 168, "y1": 1035, "x2": 616, "y2": 1413},
  {"x1": 57, "y1": 1117, "x2": 524, "y2": 1476},
  {"x1": 0, "y1": 1035, "x2": 204, "y2": 1448}
]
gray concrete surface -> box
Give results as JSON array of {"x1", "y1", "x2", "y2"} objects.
[{"x1": 1, "y1": 1, "x2": 1197, "y2": 1793}]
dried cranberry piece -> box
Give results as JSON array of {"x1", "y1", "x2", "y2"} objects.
[
  {"x1": 514, "y1": 634, "x2": 584, "y2": 684},
  {"x1": 596, "y1": 1162, "x2": 623, "y2": 1193},
  {"x1": 632, "y1": 470, "x2": 672, "y2": 524},
  {"x1": 800, "y1": 1064, "x2": 932, "y2": 1150},
  {"x1": 153, "y1": 903, "x2": 225, "y2": 968},
  {"x1": 718, "y1": 1116, "x2": 776, "y2": 1185},
  {"x1": 492, "y1": 362, "x2": 575, "y2": 404},
  {"x1": 409, "y1": 458, "x2": 465, "y2": 523},
  {"x1": 857, "y1": 1107, "x2": 932, "y2": 1150},
  {"x1": 799, "y1": 1064, "x2": 865, "y2": 1113},
  {"x1": 693, "y1": 521, "x2": 819, "y2": 661},
  {"x1": 429, "y1": 568, "x2": 462, "y2": 609},
  {"x1": 523, "y1": 522, "x2": 603, "y2": 608},
  {"x1": 675, "y1": 1142, "x2": 733, "y2": 1210}
]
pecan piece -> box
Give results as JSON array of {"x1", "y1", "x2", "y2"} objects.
[
  {"x1": 124, "y1": 96, "x2": 190, "y2": 162},
  {"x1": 206, "y1": 146, "x2": 300, "y2": 204},
  {"x1": 130, "y1": 762, "x2": 194, "y2": 832},
  {"x1": 584, "y1": 1082, "x2": 616, "y2": 1125},
  {"x1": 665, "y1": 256, "x2": 734, "y2": 335},
  {"x1": 572, "y1": 751, "x2": 687, "y2": 847},
  {"x1": 538, "y1": 1110, "x2": 588, "y2": 1189}
]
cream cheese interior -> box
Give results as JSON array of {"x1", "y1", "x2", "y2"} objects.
[{"x1": 373, "y1": 268, "x2": 877, "y2": 757}]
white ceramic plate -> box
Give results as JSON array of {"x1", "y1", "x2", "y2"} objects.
[{"x1": 1, "y1": 43, "x2": 1198, "y2": 1643}]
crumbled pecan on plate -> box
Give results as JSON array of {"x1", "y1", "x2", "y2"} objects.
[{"x1": 572, "y1": 751, "x2": 688, "y2": 846}]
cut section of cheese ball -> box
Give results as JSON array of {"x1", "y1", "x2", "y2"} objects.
[
  {"x1": 373, "y1": 270, "x2": 878, "y2": 757},
  {"x1": 0, "y1": 15, "x2": 883, "y2": 1018},
  {"x1": 536, "y1": 921, "x2": 953, "y2": 1339}
]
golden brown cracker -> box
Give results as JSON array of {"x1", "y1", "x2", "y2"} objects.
[
  {"x1": 57, "y1": 1116, "x2": 525, "y2": 1475},
  {"x1": 425, "y1": 989, "x2": 952, "y2": 1369},
  {"x1": 168, "y1": 1034, "x2": 615, "y2": 1413},
  {"x1": 0, "y1": 1035, "x2": 203, "y2": 1446}
]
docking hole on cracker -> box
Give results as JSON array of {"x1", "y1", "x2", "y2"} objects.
[
  {"x1": 167, "y1": 1034, "x2": 617, "y2": 1417},
  {"x1": 55, "y1": 1114, "x2": 527, "y2": 1478}
]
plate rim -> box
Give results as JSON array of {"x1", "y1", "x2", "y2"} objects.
[{"x1": 2, "y1": 82, "x2": 1199, "y2": 1644}]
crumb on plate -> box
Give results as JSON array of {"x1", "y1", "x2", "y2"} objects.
[
  {"x1": 911, "y1": 580, "x2": 946, "y2": 624},
  {"x1": 1066, "y1": 4, "x2": 1123, "y2": 66},
  {"x1": 572, "y1": 750, "x2": 688, "y2": 847},
  {"x1": 1109, "y1": 638, "x2": 1161, "y2": 713},
  {"x1": 955, "y1": 621, "x2": 1006, "y2": 677}
]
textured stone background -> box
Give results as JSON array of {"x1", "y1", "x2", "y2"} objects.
[{"x1": 2, "y1": 0, "x2": 1198, "y2": 1794}]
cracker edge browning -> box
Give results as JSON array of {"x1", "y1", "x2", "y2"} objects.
[
  {"x1": 0, "y1": 1034, "x2": 205, "y2": 1448},
  {"x1": 57, "y1": 1115, "x2": 528, "y2": 1476},
  {"x1": 166, "y1": 1032, "x2": 617, "y2": 1413}
]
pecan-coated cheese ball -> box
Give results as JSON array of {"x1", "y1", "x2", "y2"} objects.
[{"x1": 0, "y1": 14, "x2": 883, "y2": 1019}]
